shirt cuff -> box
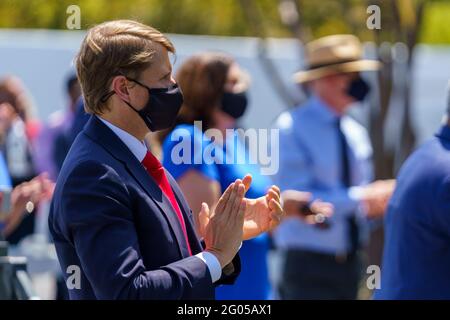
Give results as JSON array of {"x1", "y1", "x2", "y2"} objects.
[
  {"x1": 348, "y1": 185, "x2": 365, "y2": 202},
  {"x1": 348, "y1": 185, "x2": 369, "y2": 218},
  {"x1": 195, "y1": 251, "x2": 222, "y2": 283},
  {"x1": 195, "y1": 242, "x2": 242, "y2": 283}
]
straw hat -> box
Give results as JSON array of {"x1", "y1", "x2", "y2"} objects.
[{"x1": 293, "y1": 34, "x2": 381, "y2": 83}]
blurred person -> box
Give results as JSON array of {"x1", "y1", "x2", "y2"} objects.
[
  {"x1": 33, "y1": 74, "x2": 82, "y2": 301},
  {"x1": 66, "y1": 97, "x2": 90, "y2": 146},
  {"x1": 0, "y1": 173, "x2": 54, "y2": 239},
  {"x1": 272, "y1": 35, "x2": 395, "y2": 299},
  {"x1": 161, "y1": 53, "x2": 272, "y2": 300},
  {"x1": 0, "y1": 147, "x2": 53, "y2": 239},
  {"x1": 49, "y1": 20, "x2": 284, "y2": 300},
  {"x1": 0, "y1": 75, "x2": 40, "y2": 142},
  {"x1": 35, "y1": 73, "x2": 81, "y2": 181},
  {"x1": 0, "y1": 150, "x2": 12, "y2": 234},
  {"x1": 374, "y1": 84, "x2": 450, "y2": 299},
  {"x1": 0, "y1": 76, "x2": 41, "y2": 244},
  {"x1": 50, "y1": 97, "x2": 90, "y2": 178},
  {"x1": 160, "y1": 52, "x2": 332, "y2": 300}
]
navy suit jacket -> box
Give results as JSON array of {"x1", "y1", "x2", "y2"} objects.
[
  {"x1": 49, "y1": 116, "x2": 240, "y2": 300},
  {"x1": 375, "y1": 125, "x2": 450, "y2": 299}
]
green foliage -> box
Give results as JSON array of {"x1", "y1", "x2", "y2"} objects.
[
  {"x1": 0, "y1": 0, "x2": 448, "y2": 44},
  {"x1": 421, "y1": 1, "x2": 450, "y2": 44}
]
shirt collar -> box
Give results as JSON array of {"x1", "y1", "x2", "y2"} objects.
[
  {"x1": 309, "y1": 95, "x2": 342, "y2": 123},
  {"x1": 97, "y1": 116, "x2": 147, "y2": 162}
]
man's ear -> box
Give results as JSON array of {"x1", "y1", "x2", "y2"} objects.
[{"x1": 111, "y1": 75, "x2": 131, "y2": 102}]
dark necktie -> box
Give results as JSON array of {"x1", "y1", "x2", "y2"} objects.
[
  {"x1": 141, "y1": 151, "x2": 192, "y2": 256},
  {"x1": 336, "y1": 118, "x2": 359, "y2": 256}
]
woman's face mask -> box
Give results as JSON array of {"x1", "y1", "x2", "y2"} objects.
[{"x1": 220, "y1": 90, "x2": 248, "y2": 119}]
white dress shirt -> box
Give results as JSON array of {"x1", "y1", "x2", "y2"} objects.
[{"x1": 98, "y1": 116, "x2": 222, "y2": 283}]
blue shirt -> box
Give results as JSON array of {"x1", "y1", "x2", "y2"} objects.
[
  {"x1": 0, "y1": 152, "x2": 12, "y2": 188},
  {"x1": 0, "y1": 151, "x2": 12, "y2": 231},
  {"x1": 272, "y1": 95, "x2": 373, "y2": 254},
  {"x1": 162, "y1": 124, "x2": 272, "y2": 300},
  {"x1": 374, "y1": 125, "x2": 450, "y2": 299}
]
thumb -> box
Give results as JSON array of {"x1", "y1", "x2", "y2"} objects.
[
  {"x1": 242, "y1": 174, "x2": 252, "y2": 194},
  {"x1": 198, "y1": 202, "x2": 210, "y2": 237}
]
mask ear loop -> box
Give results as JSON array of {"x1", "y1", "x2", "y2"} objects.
[
  {"x1": 100, "y1": 74, "x2": 137, "y2": 103},
  {"x1": 120, "y1": 76, "x2": 156, "y2": 130},
  {"x1": 125, "y1": 76, "x2": 150, "y2": 91},
  {"x1": 100, "y1": 75, "x2": 144, "y2": 114},
  {"x1": 100, "y1": 91, "x2": 115, "y2": 103}
]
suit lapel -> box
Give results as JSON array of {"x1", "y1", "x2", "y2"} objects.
[
  {"x1": 83, "y1": 116, "x2": 190, "y2": 258},
  {"x1": 125, "y1": 159, "x2": 192, "y2": 258},
  {"x1": 166, "y1": 171, "x2": 203, "y2": 254}
]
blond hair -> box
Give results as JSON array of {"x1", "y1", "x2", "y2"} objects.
[{"x1": 75, "y1": 20, "x2": 175, "y2": 115}]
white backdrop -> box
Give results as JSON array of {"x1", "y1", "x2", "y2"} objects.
[{"x1": 1, "y1": 29, "x2": 449, "y2": 144}]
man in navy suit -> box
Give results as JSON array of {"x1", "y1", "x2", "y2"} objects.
[
  {"x1": 375, "y1": 85, "x2": 450, "y2": 299},
  {"x1": 48, "y1": 20, "x2": 284, "y2": 300}
]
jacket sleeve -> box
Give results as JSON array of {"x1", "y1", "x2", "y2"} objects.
[
  {"x1": 216, "y1": 254, "x2": 241, "y2": 286},
  {"x1": 434, "y1": 174, "x2": 450, "y2": 238},
  {"x1": 60, "y1": 160, "x2": 214, "y2": 300},
  {"x1": 199, "y1": 240, "x2": 241, "y2": 286}
]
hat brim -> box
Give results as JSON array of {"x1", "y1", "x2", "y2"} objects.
[{"x1": 293, "y1": 60, "x2": 382, "y2": 84}]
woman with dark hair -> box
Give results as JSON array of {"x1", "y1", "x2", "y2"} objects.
[
  {"x1": 160, "y1": 52, "x2": 331, "y2": 299},
  {"x1": 160, "y1": 52, "x2": 270, "y2": 299}
]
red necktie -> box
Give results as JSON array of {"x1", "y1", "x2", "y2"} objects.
[{"x1": 141, "y1": 151, "x2": 192, "y2": 256}]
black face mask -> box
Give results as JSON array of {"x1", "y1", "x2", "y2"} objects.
[
  {"x1": 103, "y1": 77, "x2": 183, "y2": 132},
  {"x1": 346, "y1": 76, "x2": 370, "y2": 102},
  {"x1": 221, "y1": 91, "x2": 248, "y2": 119}
]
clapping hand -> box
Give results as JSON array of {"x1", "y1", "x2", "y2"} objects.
[{"x1": 197, "y1": 175, "x2": 285, "y2": 242}]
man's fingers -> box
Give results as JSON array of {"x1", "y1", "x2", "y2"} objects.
[
  {"x1": 242, "y1": 174, "x2": 252, "y2": 193},
  {"x1": 266, "y1": 188, "x2": 281, "y2": 204},
  {"x1": 269, "y1": 198, "x2": 283, "y2": 214},
  {"x1": 216, "y1": 182, "x2": 234, "y2": 215},
  {"x1": 199, "y1": 202, "x2": 210, "y2": 221},
  {"x1": 223, "y1": 180, "x2": 241, "y2": 216},
  {"x1": 269, "y1": 198, "x2": 284, "y2": 226},
  {"x1": 269, "y1": 199, "x2": 284, "y2": 228},
  {"x1": 230, "y1": 183, "x2": 246, "y2": 219},
  {"x1": 237, "y1": 198, "x2": 246, "y2": 223},
  {"x1": 198, "y1": 202, "x2": 210, "y2": 237},
  {"x1": 270, "y1": 185, "x2": 281, "y2": 198}
]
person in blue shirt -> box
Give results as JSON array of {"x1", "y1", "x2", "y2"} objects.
[
  {"x1": 160, "y1": 53, "x2": 272, "y2": 299},
  {"x1": 272, "y1": 35, "x2": 395, "y2": 299},
  {"x1": 374, "y1": 88, "x2": 450, "y2": 300},
  {"x1": 0, "y1": 150, "x2": 53, "y2": 239},
  {"x1": 160, "y1": 52, "x2": 327, "y2": 299},
  {"x1": 0, "y1": 151, "x2": 12, "y2": 233}
]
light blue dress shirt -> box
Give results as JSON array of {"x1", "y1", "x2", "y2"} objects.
[{"x1": 271, "y1": 95, "x2": 373, "y2": 255}]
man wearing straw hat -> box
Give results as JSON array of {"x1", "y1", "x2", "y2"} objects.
[{"x1": 272, "y1": 35, "x2": 395, "y2": 299}]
